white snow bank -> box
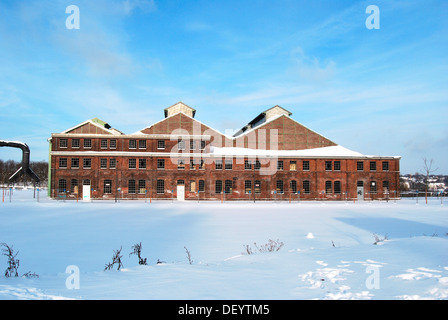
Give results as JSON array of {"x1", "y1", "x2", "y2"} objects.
[{"x1": 0, "y1": 189, "x2": 446, "y2": 300}]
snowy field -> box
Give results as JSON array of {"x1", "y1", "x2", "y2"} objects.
[{"x1": 0, "y1": 189, "x2": 447, "y2": 300}]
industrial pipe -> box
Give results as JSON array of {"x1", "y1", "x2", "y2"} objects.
[{"x1": 0, "y1": 140, "x2": 40, "y2": 184}]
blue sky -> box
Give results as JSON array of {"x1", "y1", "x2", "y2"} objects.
[{"x1": 0, "y1": 0, "x2": 447, "y2": 174}]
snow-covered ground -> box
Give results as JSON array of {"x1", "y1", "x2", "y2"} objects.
[{"x1": 0, "y1": 189, "x2": 447, "y2": 300}]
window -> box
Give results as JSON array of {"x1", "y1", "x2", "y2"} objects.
[
  {"x1": 190, "y1": 140, "x2": 196, "y2": 150},
  {"x1": 254, "y1": 160, "x2": 261, "y2": 170},
  {"x1": 334, "y1": 161, "x2": 341, "y2": 171},
  {"x1": 277, "y1": 160, "x2": 284, "y2": 171},
  {"x1": 198, "y1": 180, "x2": 205, "y2": 192},
  {"x1": 245, "y1": 180, "x2": 252, "y2": 194},
  {"x1": 59, "y1": 139, "x2": 68, "y2": 148},
  {"x1": 83, "y1": 139, "x2": 92, "y2": 149},
  {"x1": 104, "y1": 180, "x2": 112, "y2": 194},
  {"x1": 70, "y1": 179, "x2": 78, "y2": 193},
  {"x1": 138, "y1": 180, "x2": 146, "y2": 194},
  {"x1": 101, "y1": 139, "x2": 108, "y2": 149},
  {"x1": 325, "y1": 161, "x2": 332, "y2": 171},
  {"x1": 190, "y1": 159, "x2": 196, "y2": 170},
  {"x1": 199, "y1": 160, "x2": 205, "y2": 170},
  {"x1": 303, "y1": 180, "x2": 310, "y2": 194},
  {"x1": 382, "y1": 161, "x2": 389, "y2": 171},
  {"x1": 215, "y1": 180, "x2": 223, "y2": 194},
  {"x1": 139, "y1": 158, "x2": 146, "y2": 169},
  {"x1": 83, "y1": 179, "x2": 91, "y2": 186},
  {"x1": 83, "y1": 158, "x2": 91, "y2": 169},
  {"x1": 178, "y1": 159, "x2": 185, "y2": 170},
  {"x1": 129, "y1": 159, "x2": 136, "y2": 169},
  {"x1": 276, "y1": 180, "x2": 284, "y2": 194},
  {"x1": 303, "y1": 161, "x2": 310, "y2": 171},
  {"x1": 156, "y1": 180, "x2": 164, "y2": 194},
  {"x1": 200, "y1": 140, "x2": 206, "y2": 150},
  {"x1": 71, "y1": 158, "x2": 79, "y2": 169},
  {"x1": 334, "y1": 181, "x2": 341, "y2": 194},
  {"x1": 72, "y1": 139, "x2": 80, "y2": 148},
  {"x1": 157, "y1": 159, "x2": 165, "y2": 169},
  {"x1": 325, "y1": 181, "x2": 332, "y2": 194},
  {"x1": 109, "y1": 158, "x2": 116, "y2": 169},
  {"x1": 225, "y1": 159, "x2": 232, "y2": 170},
  {"x1": 370, "y1": 161, "x2": 376, "y2": 171},
  {"x1": 290, "y1": 180, "x2": 297, "y2": 193},
  {"x1": 289, "y1": 161, "x2": 297, "y2": 171},
  {"x1": 370, "y1": 181, "x2": 377, "y2": 194},
  {"x1": 357, "y1": 181, "x2": 364, "y2": 187},
  {"x1": 110, "y1": 139, "x2": 116, "y2": 149},
  {"x1": 59, "y1": 158, "x2": 67, "y2": 168},
  {"x1": 225, "y1": 180, "x2": 233, "y2": 194},
  {"x1": 244, "y1": 160, "x2": 252, "y2": 170},
  {"x1": 157, "y1": 140, "x2": 165, "y2": 149},
  {"x1": 178, "y1": 139, "x2": 185, "y2": 150},
  {"x1": 190, "y1": 181, "x2": 196, "y2": 192},
  {"x1": 139, "y1": 140, "x2": 146, "y2": 149},
  {"x1": 383, "y1": 181, "x2": 389, "y2": 193},
  {"x1": 215, "y1": 159, "x2": 223, "y2": 170},
  {"x1": 129, "y1": 139, "x2": 136, "y2": 149},
  {"x1": 58, "y1": 179, "x2": 67, "y2": 193},
  {"x1": 254, "y1": 180, "x2": 261, "y2": 194},
  {"x1": 128, "y1": 180, "x2": 136, "y2": 194},
  {"x1": 177, "y1": 179, "x2": 185, "y2": 185},
  {"x1": 357, "y1": 161, "x2": 364, "y2": 171},
  {"x1": 100, "y1": 158, "x2": 107, "y2": 169}
]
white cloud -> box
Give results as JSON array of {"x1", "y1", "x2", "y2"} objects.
[
  {"x1": 290, "y1": 47, "x2": 336, "y2": 83},
  {"x1": 123, "y1": 0, "x2": 157, "y2": 15}
]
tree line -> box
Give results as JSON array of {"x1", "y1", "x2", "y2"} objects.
[{"x1": 0, "y1": 160, "x2": 48, "y2": 186}]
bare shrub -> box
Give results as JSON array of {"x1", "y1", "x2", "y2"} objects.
[
  {"x1": 130, "y1": 242, "x2": 147, "y2": 265},
  {"x1": 1, "y1": 243, "x2": 38, "y2": 278},
  {"x1": 373, "y1": 233, "x2": 389, "y2": 245},
  {"x1": 1, "y1": 243, "x2": 19, "y2": 277},
  {"x1": 242, "y1": 239, "x2": 284, "y2": 255},
  {"x1": 104, "y1": 246, "x2": 124, "y2": 271},
  {"x1": 184, "y1": 246, "x2": 193, "y2": 265}
]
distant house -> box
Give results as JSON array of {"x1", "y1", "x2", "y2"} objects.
[{"x1": 48, "y1": 102, "x2": 401, "y2": 200}]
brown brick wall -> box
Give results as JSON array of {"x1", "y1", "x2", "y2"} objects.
[{"x1": 50, "y1": 152, "x2": 400, "y2": 201}]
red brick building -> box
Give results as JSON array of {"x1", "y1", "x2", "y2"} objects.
[{"x1": 48, "y1": 102, "x2": 400, "y2": 201}]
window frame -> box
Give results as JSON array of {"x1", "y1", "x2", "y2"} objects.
[
  {"x1": 156, "y1": 180, "x2": 164, "y2": 194},
  {"x1": 157, "y1": 140, "x2": 165, "y2": 150}
]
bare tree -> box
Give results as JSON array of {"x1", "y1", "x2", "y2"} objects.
[{"x1": 422, "y1": 159, "x2": 438, "y2": 204}]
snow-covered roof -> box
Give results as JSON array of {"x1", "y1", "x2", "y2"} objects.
[
  {"x1": 210, "y1": 145, "x2": 400, "y2": 159},
  {"x1": 61, "y1": 118, "x2": 123, "y2": 135}
]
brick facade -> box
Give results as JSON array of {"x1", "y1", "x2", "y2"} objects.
[{"x1": 48, "y1": 103, "x2": 400, "y2": 201}]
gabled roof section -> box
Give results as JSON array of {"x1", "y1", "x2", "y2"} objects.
[
  {"x1": 164, "y1": 101, "x2": 196, "y2": 118},
  {"x1": 61, "y1": 118, "x2": 123, "y2": 135},
  {"x1": 233, "y1": 108, "x2": 337, "y2": 150},
  {"x1": 233, "y1": 105, "x2": 292, "y2": 137}
]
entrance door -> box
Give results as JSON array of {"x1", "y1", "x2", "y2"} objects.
[
  {"x1": 357, "y1": 186, "x2": 364, "y2": 201},
  {"x1": 177, "y1": 185, "x2": 185, "y2": 201},
  {"x1": 82, "y1": 185, "x2": 91, "y2": 201}
]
